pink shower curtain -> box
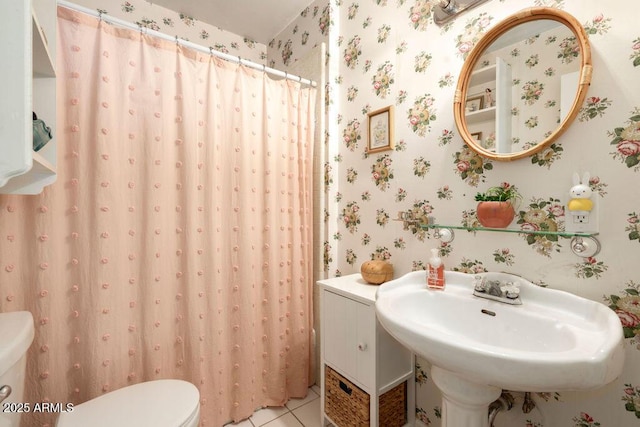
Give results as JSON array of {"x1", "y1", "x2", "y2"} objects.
[{"x1": 0, "y1": 7, "x2": 316, "y2": 426}]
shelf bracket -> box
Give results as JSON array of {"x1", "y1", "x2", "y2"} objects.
[
  {"x1": 570, "y1": 236, "x2": 601, "y2": 258},
  {"x1": 433, "y1": 228, "x2": 455, "y2": 243}
]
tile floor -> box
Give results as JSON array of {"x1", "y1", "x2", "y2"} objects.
[{"x1": 227, "y1": 385, "x2": 323, "y2": 427}]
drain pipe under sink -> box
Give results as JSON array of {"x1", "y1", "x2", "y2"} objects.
[{"x1": 488, "y1": 391, "x2": 515, "y2": 427}]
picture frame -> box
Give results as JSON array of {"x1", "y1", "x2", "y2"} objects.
[
  {"x1": 465, "y1": 95, "x2": 484, "y2": 113},
  {"x1": 367, "y1": 105, "x2": 394, "y2": 153},
  {"x1": 470, "y1": 132, "x2": 482, "y2": 143}
]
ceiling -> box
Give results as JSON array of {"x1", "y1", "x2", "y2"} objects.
[{"x1": 151, "y1": 0, "x2": 315, "y2": 45}]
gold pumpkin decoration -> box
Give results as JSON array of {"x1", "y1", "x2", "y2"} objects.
[{"x1": 360, "y1": 260, "x2": 394, "y2": 285}]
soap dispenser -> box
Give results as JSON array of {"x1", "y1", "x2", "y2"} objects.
[{"x1": 427, "y1": 248, "x2": 445, "y2": 290}]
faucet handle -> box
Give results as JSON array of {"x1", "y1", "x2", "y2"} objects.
[
  {"x1": 502, "y1": 281, "x2": 520, "y2": 299},
  {"x1": 473, "y1": 275, "x2": 485, "y2": 292}
]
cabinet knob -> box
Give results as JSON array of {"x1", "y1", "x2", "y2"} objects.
[{"x1": 357, "y1": 343, "x2": 367, "y2": 351}]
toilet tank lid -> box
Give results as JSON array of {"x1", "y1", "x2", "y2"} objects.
[
  {"x1": 0, "y1": 311, "x2": 35, "y2": 377},
  {"x1": 57, "y1": 380, "x2": 200, "y2": 427}
]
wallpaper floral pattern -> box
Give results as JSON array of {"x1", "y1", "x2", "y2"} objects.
[
  {"x1": 8, "y1": 0, "x2": 640, "y2": 425},
  {"x1": 267, "y1": 0, "x2": 331, "y2": 69},
  {"x1": 275, "y1": 0, "x2": 640, "y2": 425},
  {"x1": 71, "y1": 0, "x2": 266, "y2": 63}
]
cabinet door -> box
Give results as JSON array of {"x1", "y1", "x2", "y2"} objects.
[
  {"x1": 354, "y1": 301, "x2": 375, "y2": 389},
  {"x1": 322, "y1": 290, "x2": 374, "y2": 390}
]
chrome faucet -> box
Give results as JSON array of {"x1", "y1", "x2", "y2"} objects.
[{"x1": 473, "y1": 275, "x2": 522, "y2": 305}]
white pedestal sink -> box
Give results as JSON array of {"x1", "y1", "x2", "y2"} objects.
[{"x1": 375, "y1": 271, "x2": 625, "y2": 427}]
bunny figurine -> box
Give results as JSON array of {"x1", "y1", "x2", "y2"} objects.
[{"x1": 567, "y1": 172, "x2": 593, "y2": 224}]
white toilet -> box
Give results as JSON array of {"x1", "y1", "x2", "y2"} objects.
[
  {"x1": 57, "y1": 379, "x2": 200, "y2": 427},
  {"x1": 0, "y1": 310, "x2": 199, "y2": 427},
  {"x1": 0, "y1": 311, "x2": 35, "y2": 427}
]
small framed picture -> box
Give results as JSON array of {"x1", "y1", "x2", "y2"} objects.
[
  {"x1": 471, "y1": 132, "x2": 482, "y2": 142},
  {"x1": 367, "y1": 105, "x2": 394, "y2": 153},
  {"x1": 465, "y1": 95, "x2": 484, "y2": 113}
]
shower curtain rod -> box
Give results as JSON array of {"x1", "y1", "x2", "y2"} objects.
[{"x1": 57, "y1": 0, "x2": 317, "y2": 88}]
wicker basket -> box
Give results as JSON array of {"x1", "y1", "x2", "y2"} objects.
[
  {"x1": 324, "y1": 366, "x2": 407, "y2": 427},
  {"x1": 379, "y1": 381, "x2": 407, "y2": 427},
  {"x1": 325, "y1": 366, "x2": 370, "y2": 426}
]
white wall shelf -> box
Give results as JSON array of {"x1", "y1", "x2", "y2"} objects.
[
  {"x1": 0, "y1": 0, "x2": 57, "y2": 195},
  {"x1": 465, "y1": 105, "x2": 496, "y2": 124},
  {"x1": 469, "y1": 64, "x2": 496, "y2": 87},
  {"x1": 466, "y1": 58, "x2": 512, "y2": 153}
]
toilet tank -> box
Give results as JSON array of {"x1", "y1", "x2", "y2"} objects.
[{"x1": 0, "y1": 311, "x2": 35, "y2": 427}]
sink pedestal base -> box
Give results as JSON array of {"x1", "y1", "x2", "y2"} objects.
[{"x1": 431, "y1": 366, "x2": 502, "y2": 427}]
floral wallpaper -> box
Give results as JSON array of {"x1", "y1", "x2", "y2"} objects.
[
  {"x1": 69, "y1": 0, "x2": 266, "y2": 63},
  {"x1": 26, "y1": 0, "x2": 640, "y2": 425},
  {"x1": 272, "y1": 0, "x2": 640, "y2": 425},
  {"x1": 267, "y1": 0, "x2": 331, "y2": 70}
]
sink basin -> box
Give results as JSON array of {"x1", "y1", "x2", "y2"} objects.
[{"x1": 375, "y1": 271, "x2": 625, "y2": 427}]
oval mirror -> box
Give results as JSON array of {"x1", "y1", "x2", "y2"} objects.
[{"x1": 454, "y1": 7, "x2": 592, "y2": 161}]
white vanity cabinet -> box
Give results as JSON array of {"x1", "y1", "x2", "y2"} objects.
[
  {"x1": 318, "y1": 274, "x2": 414, "y2": 426},
  {"x1": 0, "y1": 0, "x2": 57, "y2": 194}
]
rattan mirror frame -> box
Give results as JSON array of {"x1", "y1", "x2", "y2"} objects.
[{"x1": 453, "y1": 7, "x2": 592, "y2": 161}]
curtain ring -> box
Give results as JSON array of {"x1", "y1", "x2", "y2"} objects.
[
  {"x1": 237, "y1": 56, "x2": 242, "y2": 65},
  {"x1": 175, "y1": 35, "x2": 179, "y2": 46}
]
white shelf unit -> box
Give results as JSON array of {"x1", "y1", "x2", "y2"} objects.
[
  {"x1": 466, "y1": 58, "x2": 512, "y2": 153},
  {"x1": 318, "y1": 274, "x2": 415, "y2": 426},
  {"x1": 469, "y1": 63, "x2": 496, "y2": 86},
  {"x1": 0, "y1": 0, "x2": 57, "y2": 194},
  {"x1": 465, "y1": 105, "x2": 496, "y2": 124}
]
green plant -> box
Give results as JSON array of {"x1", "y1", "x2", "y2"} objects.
[{"x1": 474, "y1": 182, "x2": 521, "y2": 203}]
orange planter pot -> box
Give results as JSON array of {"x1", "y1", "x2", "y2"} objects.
[{"x1": 476, "y1": 201, "x2": 515, "y2": 228}]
